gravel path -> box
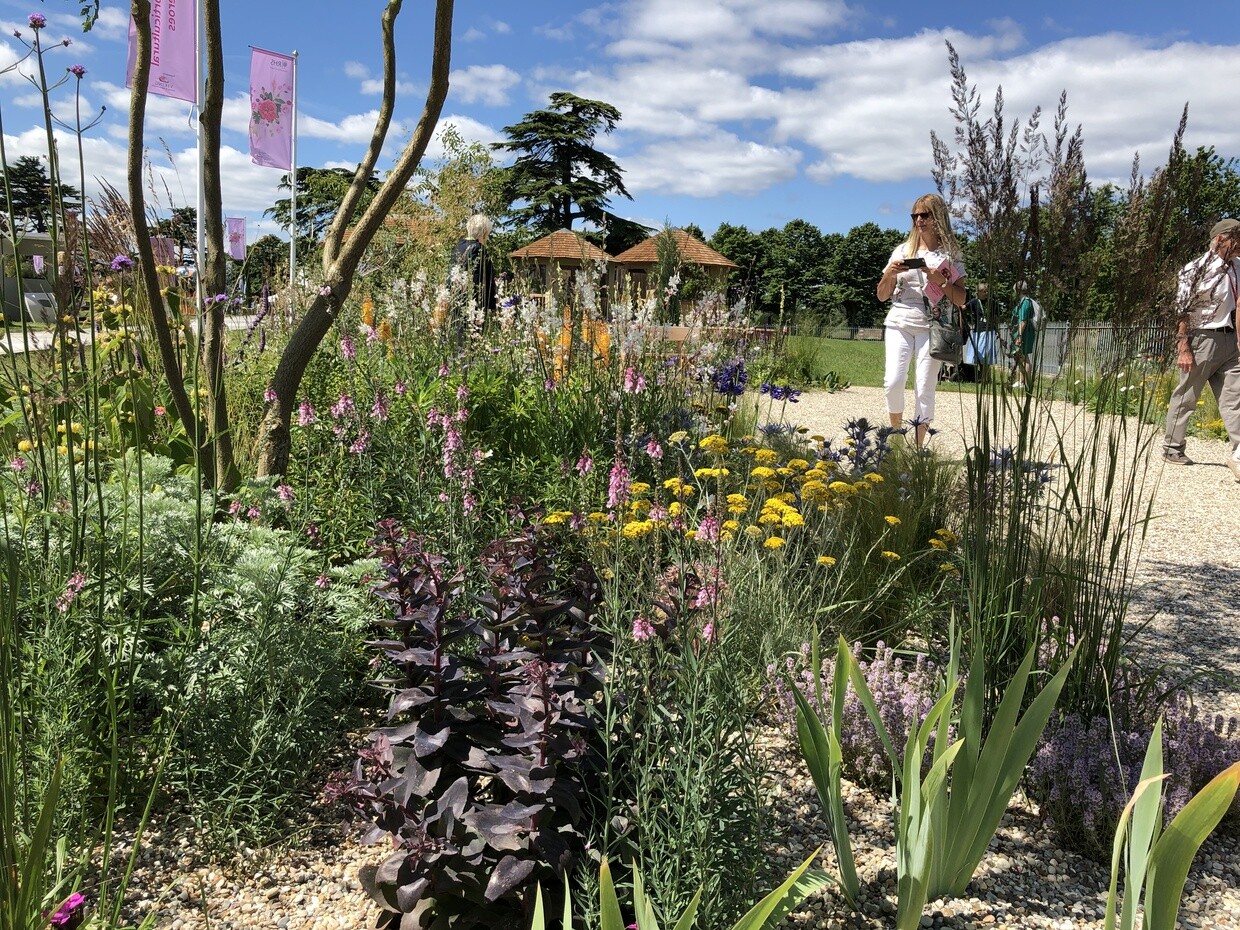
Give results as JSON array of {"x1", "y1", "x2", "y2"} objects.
[{"x1": 119, "y1": 384, "x2": 1240, "y2": 930}]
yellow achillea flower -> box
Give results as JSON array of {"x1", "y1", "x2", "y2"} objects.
[
  {"x1": 751, "y1": 466, "x2": 776, "y2": 479},
  {"x1": 542, "y1": 511, "x2": 575, "y2": 525},
  {"x1": 762, "y1": 479, "x2": 781, "y2": 491},
  {"x1": 622, "y1": 520, "x2": 655, "y2": 539},
  {"x1": 853, "y1": 481, "x2": 872, "y2": 492},
  {"x1": 630, "y1": 482, "x2": 651, "y2": 495},
  {"x1": 754, "y1": 448, "x2": 779, "y2": 464},
  {"x1": 587, "y1": 512, "x2": 610, "y2": 523},
  {"x1": 801, "y1": 480, "x2": 829, "y2": 504},
  {"x1": 803, "y1": 468, "x2": 829, "y2": 482},
  {"x1": 684, "y1": 529, "x2": 698, "y2": 540},
  {"x1": 934, "y1": 528, "x2": 959, "y2": 544},
  {"x1": 781, "y1": 512, "x2": 805, "y2": 529},
  {"x1": 744, "y1": 525, "x2": 765, "y2": 540},
  {"x1": 668, "y1": 430, "x2": 689, "y2": 444},
  {"x1": 776, "y1": 492, "x2": 797, "y2": 504},
  {"x1": 758, "y1": 512, "x2": 783, "y2": 525},
  {"x1": 811, "y1": 435, "x2": 826, "y2": 442},
  {"x1": 884, "y1": 515, "x2": 901, "y2": 526},
  {"x1": 929, "y1": 538, "x2": 948, "y2": 551},
  {"x1": 880, "y1": 550, "x2": 901, "y2": 562},
  {"x1": 699, "y1": 434, "x2": 730, "y2": 455},
  {"x1": 776, "y1": 467, "x2": 794, "y2": 477},
  {"x1": 740, "y1": 446, "x2": 758, "y2": 456},
  {"x1": 816, "y1": 555, "x2": 837, "y2": 566},
  {"x1": 787, "y1": 458, "x2": 809, "y2": 471},
  {"x1": 722, "y1": 519, "x2": 740, "y2": 533},
  {"x1": 865, "y1": 473, "x2": 884, "y2": 483},
  {"x1": 668, "y1": 501, "x2": 684, "y2": 517},
  {"x1": 940, "y1": 562, "x2": 960, "y2": 575},
  {"x1": 17, "y1": 438, "x2": 33, "y2": 452},
  {"x1": 726, "y1": 492, "x2": 748, "y2": 506},
  {"x1": 694, "y1": 467, "x2": 730, "y2": 479},
  {"x1": 629, "y1": 499, "x2": 652, "y2": 515},
  {"x1": 828, "y1": 481, "x2": 854, "y2": 494},
  {"x1": 763, "y1": 536, "x2": 785, "y2": 550}
]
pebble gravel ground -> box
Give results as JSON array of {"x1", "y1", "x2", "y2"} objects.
[{"x1": 117, "y1": 385, "x2": 1240, "y2": 930}]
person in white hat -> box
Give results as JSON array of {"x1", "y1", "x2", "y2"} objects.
[{"x1": 1162, "y1": 218, "x2": 1240, "y2": 483}]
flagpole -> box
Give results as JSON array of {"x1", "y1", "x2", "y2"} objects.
[
  {"x1": 194, "y1": 0, "x2": 205, "y2": 313},
  {"x1": 289, "y1": 50, "x2": 298, "y2": 295}
]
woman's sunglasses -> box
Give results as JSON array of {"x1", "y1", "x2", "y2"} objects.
[{"x1": 910, "y1": 211, "x2": 933, "y2": 221}]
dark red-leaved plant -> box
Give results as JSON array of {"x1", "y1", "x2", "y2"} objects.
[{"x1": 340, "y1": 520, "x2": 609, "y2": 929}]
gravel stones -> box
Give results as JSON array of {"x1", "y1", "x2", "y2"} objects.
[{"x1": 117, "y1": 385, "x2": 1240, "y2": 929}]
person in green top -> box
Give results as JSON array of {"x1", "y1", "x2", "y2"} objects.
[{"x1": 1008, "y1": 281, "x2": 1038, "y2": 388}]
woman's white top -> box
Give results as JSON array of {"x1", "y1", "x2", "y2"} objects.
[{"x1": 883, "y1": 243, "x2": 965, "y2": 330}]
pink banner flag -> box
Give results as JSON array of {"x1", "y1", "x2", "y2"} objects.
[
  {"x1": 249, "y1": 48, "x2": 295, "y2": 170},
  {"x1": 125, "y1": 0, "x2": 197, "y2": 103},
  {"x1": 151, "y1": 235, "x2": 176, "y2": 266},
  {"x1": 225, "y1": 217, "x2": 246, "y2": 261}
]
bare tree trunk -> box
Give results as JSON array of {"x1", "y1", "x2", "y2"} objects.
[
  {"x1": 200, "y1": 0, "x2": 240, "y2": 491},
  {"x1": 127, "y1": 0, "x2": 212, "y2": 484},
  {"x1": 255, "y1": 0, "x2": 455, "y2": 477}
]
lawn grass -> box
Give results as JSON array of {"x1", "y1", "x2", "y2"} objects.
[{"x1": 787, "y1": 335, "x2": 993, "y2": 395}]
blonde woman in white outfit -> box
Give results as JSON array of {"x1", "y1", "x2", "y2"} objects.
[{"x1": 875, "y1": 193, "x2": 967, "y2": 447}]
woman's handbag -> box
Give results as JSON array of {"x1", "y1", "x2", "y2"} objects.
[{"x1": 925, "y1": 300, "x2": 964, "y2": 364}]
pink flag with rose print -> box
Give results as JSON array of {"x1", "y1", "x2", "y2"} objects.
[
  {"x1": 249, "y1": 48, "x2": 295, "y2": 170},
  {"x1": 225, "y1": 217, "x2": 246, "y2": 261},
  {"x1": 125, "y1": 0, "x2": 197, "y2": 103}
]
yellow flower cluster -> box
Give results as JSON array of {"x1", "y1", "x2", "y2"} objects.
[{"x1": 699, "y1": 434, "x2": 730, "y2": 455}]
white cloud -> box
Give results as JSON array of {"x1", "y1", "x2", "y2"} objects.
[
  {"x1": 343, "y1": 61, "x2": 369, "y2": 80},
  {"x1": 461, "y1": 27, "x2": 486, "y2": 43},
  {"x1": 90, "y1": 6, "x2": 131, "y2": 42},
  {"x1": 359, "y1": 77, "x2": 420, "y2": 96},
  {"x1": 427, "y1": 115, "x2": 503, "y2": 154},
  {"x1": 449, "y1": 64, "x2": 521, "y2": 106},
  {"x1": 493, "y1": 21, "x2": 512, "y2": 35},
  {"x1": 301, "y1": 110, "x2": 411, "y2": 144},
  {"x1": 623, "y1": 133, "x2": 801, "y2": 197}
]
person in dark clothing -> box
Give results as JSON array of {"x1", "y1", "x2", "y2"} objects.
[{"x1": 448, "y1": 214, "x2": 496, "y2": 345}]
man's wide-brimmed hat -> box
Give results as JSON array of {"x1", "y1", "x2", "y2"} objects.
[{"x1": 1210, "y1": 218, "x2": 1240, "y2": 238}]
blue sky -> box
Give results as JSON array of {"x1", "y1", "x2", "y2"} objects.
[{"x1": 3, "y1": 0, "x2": 1240, "y2": 245}]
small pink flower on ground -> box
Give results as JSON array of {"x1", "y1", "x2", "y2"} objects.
[
  {"x1": 438, "y1": 364, "x2": 450, "y2": 378},
  {"x1": 456, "y1": 384, "x2": 469, "y2": 402},
  {"x1": 50, "y1": 892, "x2": 85, "y2": 927},
  {"x1": 632, "y1": 616, "x2": 655, "y2": 641},
  {"x1": 315, "y1": 574, "x2": 330, "y2": 589},
  {"x1": 246, "y1": 505, "x2": 261, "y2": 520},
  {"x1": 9, "y1": 456, "x2": 26, "y2": 472},
  {"x1": 394, "y1": 380, "x2": 407, "y2": 396},
  {"x1": 154, "y1": 405, "x2": 166, "y2": 417},
  {"x1": 277, "y1": 484, "x2": 294, "y2": 503},
  {"x1": 340, "y1": 334, "x2": 356, "y2": 361},
  {"x1": 228, "y1": 499, "x2": 242, "y2": 515},
  {"x1": 645, "y1": 437, "x2": 663, "y2": 459},
  {"x1": 297, "y1": 401, "x2": 317, "y2": 425},
  {"x1": 318, "y1": 285, "x2": 332, "y2": 297},
  {"x1": 263, "y1": 386, "x2": 277, "y2": 403},
  {"x1": 702, "y1": 621, "x2": 719, "y2": 643}
]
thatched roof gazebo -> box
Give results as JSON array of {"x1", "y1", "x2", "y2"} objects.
[
  {"x1": 509, "y1": 229, "x2": 613, "y2": 266},
  {"x1": 612, "y1": 229, "x2": 737, "y2": 296}
]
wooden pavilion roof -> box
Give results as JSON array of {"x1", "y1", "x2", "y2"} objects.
[
  {"x1": 508, "y1": 229, "x2": 613, "y2": 263},
  {"x1": 611, "y1": 229, "x2": 738, "y2": 268}
]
